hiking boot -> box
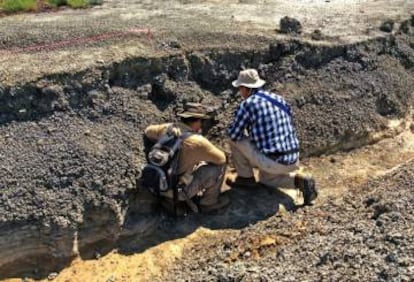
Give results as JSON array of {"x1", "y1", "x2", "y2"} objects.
[
  {"x1": 199, "y1": 195, "x2": 230, "y2": 213},
  {"x1": 225, "y1": 176, "x2": 257, "y2": 188},
  {"x1": 295, "y1": 175, "x2": 318, "y2": 205}
]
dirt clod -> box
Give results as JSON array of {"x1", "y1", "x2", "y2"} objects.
[
  {"x1": 380, "y1": 19, "x2": 395, "y2": 32},
  {"x1": 279, "y1": 16, "x2": 303, "y2": 34},
  {"x1": 311, "y1": 29, "x2": 323, "y2": 41}
]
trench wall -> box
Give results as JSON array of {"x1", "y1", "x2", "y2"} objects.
[{"x1": 0, "y1": 27, "x2": 414, "y2": 278}]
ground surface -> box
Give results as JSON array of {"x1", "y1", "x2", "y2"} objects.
[
  {"x1": 0, "y1": 0, "x2": 414, "y2": 281},
  {"x1": 6, "y1": 124, "x2": 414, "y2": 282},
  {"x1": 1, "y1": 0, "x2": 413, "y2": 85}
]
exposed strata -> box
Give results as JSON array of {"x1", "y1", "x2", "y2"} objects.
[
  {"x1": 0, "y1": 0, "x2": 413, "y2": 279},
  {"x1": 1, "y1": 29, "x2": 413, "y2": 278}
]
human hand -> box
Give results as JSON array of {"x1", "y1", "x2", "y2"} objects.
[{"x1": 168, "y1": 126, "x2": 182, "y2": 136}]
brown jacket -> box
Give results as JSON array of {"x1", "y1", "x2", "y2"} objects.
[{"x1": 144, "y1": 122, "x2": 226, "y2": 175}]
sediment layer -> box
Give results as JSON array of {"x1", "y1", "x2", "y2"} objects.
[{"x1": 1, "y1": 24, "x2": 413, "y2": 278}]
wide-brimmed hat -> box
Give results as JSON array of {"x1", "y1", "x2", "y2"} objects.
[
  {"x1": 232, "y1": 69, "x2": 266, "y2": 88},
  {"x1": 177, "y1": 102, "x2": 211, "y2": 119}
]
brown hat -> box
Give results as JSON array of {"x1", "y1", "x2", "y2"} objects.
[
  {"x1": 177, "y1": 102, "x2": 210, "y2": 119},
  {"x1": 232, "y1": 69, "x2": 266, "y2": 88}
]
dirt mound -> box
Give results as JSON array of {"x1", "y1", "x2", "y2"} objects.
[
  {"x1": 279, "y1": 16, "x2": 302, "y2": 34},
  {"x1": 164, "y1": 159, "x2": 414, "y2": 281}
]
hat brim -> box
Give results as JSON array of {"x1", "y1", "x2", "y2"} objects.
[
  {"x1": 232, "y1": 79, "x2": 266, "y2": 88},
  {"x1": 177, "y1": 112, "x2": 210, "y2": 119}
]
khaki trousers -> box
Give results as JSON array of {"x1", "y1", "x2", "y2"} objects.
[
  {"x1": 184, "y1": 163, "x2": 226, "y2": 205},
  {"x1": 229, "y1": 139, "x2": 299, "y2": 189},
  {"x1": 162, "y1": 163, "x2": 226, "y2": 206}
]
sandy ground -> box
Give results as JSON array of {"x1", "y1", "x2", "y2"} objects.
[{"x1": 0, "y1": 0, "x2": 413, "y2": 85}]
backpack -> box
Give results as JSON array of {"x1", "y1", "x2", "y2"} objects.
[{"x1": 141, "y1": 126, "x2": 193, "y2": 214}]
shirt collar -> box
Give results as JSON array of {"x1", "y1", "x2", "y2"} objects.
[
  {"x1": 177, "y1": 122, "x2": 195, "y2": 133},
  {"x1": 252, "y1": 88, "x2": 262, "y2": 95}
]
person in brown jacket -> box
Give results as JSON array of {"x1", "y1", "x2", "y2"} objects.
[{"x1": 144, "y1": 103, "x2": 229, "y2": 213}]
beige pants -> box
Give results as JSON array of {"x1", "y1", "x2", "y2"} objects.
[
  {"x1": 161, "y1": 163, "x2": 226, "y2": 206},
  {"x1": 229, "y1": 138, "x2": 299, "y2": 189},
  {"x1": 184, "y1": 163, "x2": 226, "y2": 205}
]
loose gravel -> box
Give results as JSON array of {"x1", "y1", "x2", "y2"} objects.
[{"x1": 164, "y1": 160, "x2": 414, "y2": 282}]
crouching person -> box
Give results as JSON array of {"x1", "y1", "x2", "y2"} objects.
[
  {"x1": 142, "y1": 103, "x2": 229, "y2": 214},
  {"x1": 227, "y1": 69, "x2": 318, "y2": 206}
]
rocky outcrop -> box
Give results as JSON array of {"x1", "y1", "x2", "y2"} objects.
[{"x1": 0, "y1": 29, "x2": 414, "y2": 279}]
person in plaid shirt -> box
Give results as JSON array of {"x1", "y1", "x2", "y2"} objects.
[{"x1": 227, "y1": 69, "x2": 317, "y2": 206}]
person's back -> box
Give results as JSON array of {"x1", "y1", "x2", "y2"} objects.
[
  {"x1": 227, "y1": 69, "x2": 317, "y2": 206},
  {"x1": 143, "y1": 103, "x2": 229, "y2": 214},
  {"x1": 228, "y1": 88, "x2": 299, "y2": 165},
  {"x1": 145, "y1": 122, "x2": 226, "y2": 175}
]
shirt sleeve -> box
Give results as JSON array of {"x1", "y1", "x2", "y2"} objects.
[
  {"x1": 192, "y1": 135, "x2": 226, "y2": 165},
  {"x1": 227, "y1": 101, "x2": 250, "y2": 141},
  {"x1": 144, "y1": 123, "x2": 171, "y2": 141}
]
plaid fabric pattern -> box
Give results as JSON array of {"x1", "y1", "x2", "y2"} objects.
[{"x1": 228, "y1": 89, "x2": 299, "y2": 165}]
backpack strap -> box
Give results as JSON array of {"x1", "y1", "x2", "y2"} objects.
[
  {"x1": 168, "y1": 126, "x2": 195, "y2": 216},
  {"x1": 178, "y1": 185, "x2": 199, "y2": 214},
  {"x1": 159, "y1": 124, "x2": 199, "y2": 216},
  {"x1": 255, "y1": 92, "x2": 292, "y2": 116}
]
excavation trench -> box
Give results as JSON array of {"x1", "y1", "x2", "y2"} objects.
[
  {"x1": 29, "y1": 114, "x2": 414, "y2": 282},
  {"x1": 1, "y1": 29, "x2": 414, "y2": 280}
]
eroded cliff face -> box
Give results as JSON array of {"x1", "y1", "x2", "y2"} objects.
[{"x1": 0, "y1": 23, "x2": 414, "y2": 278}]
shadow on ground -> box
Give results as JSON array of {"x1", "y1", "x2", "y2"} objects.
[{"x1": 118, "y1": 184, "x2": 299, "y2": 255}]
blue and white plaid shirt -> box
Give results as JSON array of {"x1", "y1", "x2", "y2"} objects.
[{"x1": 228, "y1": 89, "x2": 299, "y2": 165}]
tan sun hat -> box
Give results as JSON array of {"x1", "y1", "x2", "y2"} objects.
[
  {"x1": 177, "y1": 102, "x2": 210, "y2": 119},
  {"x1": 232, "y1": 69, "x2": 266, "y2": 88}
]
